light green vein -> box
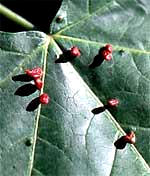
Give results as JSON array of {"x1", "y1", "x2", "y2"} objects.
[
  {"x1": 109, "y1": 148, "x2": 117, "y2": 176},
  {"x1": 40, "y1": 114, "x2": 57, "y2": 124},
  {"x1": 28, "y1": 35, "x2": 51, "y2": 176},
  {"x1": 51, "y1": 98, "x2": 72, "y2": 115},
  {"x1": 0, "y1": 48, "x2": 26, "y2": 55},
  {"x1": 37, "y1": 136, "x2": 73, "y2": 164},
  {"x1": 2, "y1": 135, "x2": 32, "y2": 153},
  {"x1": 32, "y1": 168, "x2": 45, "y2": 176},
  {"x1": 51, "y1": 37, "x2": 150, "y2": 172},
  {"x1": 85, "y1": 115, "x2": 95, "y2": 154},
  {"x1": 120, "y1": 123, "x2": 150, "y2": 132},
  {"x1": 55, "y1": 1, "x2": 114, "y2": 35},
  {"x1": 0, "y1": 43, "x2": 47, "y2": 86},
  {"x1": 109, "y1": 132, "x2": 120, "y2": 176},
  {"x1": 53, "y1": 34, "x2": 150, "y2": 55}
]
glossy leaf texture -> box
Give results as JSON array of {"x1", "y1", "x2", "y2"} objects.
[
  {"x1": 51, "y1": 0, "x2": 150, "y2": 167},
  {"x1": 0, "y1": 30, "x2": 149, "y2": 175}
]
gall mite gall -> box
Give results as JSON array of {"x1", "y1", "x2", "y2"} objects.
[
  {"x1": 89, "y1": 44, "x2": 113, "y2": 68},
  {"x1": 70, "y1": 46, "x2": 81, "y2": 57},
  {"x1": 91, "y1": 98, "x2": 119, "y2": 114},
  {"x1": 124, "y1": 131, "x2": 136, "y2": 144},
  {"x1": 114, "y1": 131, "x2": 135, "y2": 149},
  {"x1": 34, "y1": 78, "x2": 43, "y2": 90},
  {"x1": 25, "y1": 67, "x2": 43, "y2": 79},
  {"x1": 107, "y1": 98, "x2": 119, "y2": 107},
  {"x1": 39, "y1": 93, "x2": 50, "y2": 104},
  {"x1": 105, "y1": 54, "x2": 112, "y2": 61},
  {"x1": 101, "y1": 50, "x2": 112, "y2": 61},
  {"x1": 105, "y1": 44, "x2": 113, "y2": 53}
]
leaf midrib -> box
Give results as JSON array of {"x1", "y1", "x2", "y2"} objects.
[
  {"x1": 28, "y1": 35, "x2": 51, "y2": 176},
  {"x1": 53, "y1": 34, "x2": 150, "y2": 54}
]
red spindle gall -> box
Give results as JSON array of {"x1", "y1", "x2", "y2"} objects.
[
  {"x1": 124, "y1": 131, "x2": 135, "y2": 144},
  {"x1": 25, "y1": 67, "x2": 43, "y2": 79},
  {"x1": 114, "y1": 131, "x2": 135, "y2": 149},
  {"x1": 70, "y1": 46, "x2": 81, "y2": 57},
  {"x1": 34, "y1": 78, "x2": 43, "y2": 90},
  {"x1": 101, "y1": 50, "x2": 112, "y2": 61},
  {"x1": 89, "y1": 43, "x2": 113, "y2": 68},
  {"x1": 107, "y1": 98, "x2": 119, "y2": 107},
  {"x1": 105, "y1": 44, "x2": 113, "y2": 53},
  {"x1": 39, "y1": 93, "x2": 50, "y2": 104}
]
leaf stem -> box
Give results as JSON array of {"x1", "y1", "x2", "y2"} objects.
[{"x1": 0, "y1": 3, "x2": 34, "y2": 30}]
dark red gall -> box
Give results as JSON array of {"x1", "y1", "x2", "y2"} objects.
[
  {"x1": 105, "y1": 44, "x2": 113, "y2": 53},
  {"x1": 105, "y1": 54, "x2": 112, "y2": 61},
  {"x1": 107, "y1": 98, "x2": 119, "y2": 107},
  {"x1": 34, "y1": 78, "x2": 43, "y2": 90},
  {"x1": 39, "y1": 93, "x2": 50, "y2": 104},
  {"x1": 124, "y1": 131, "x2": 136, "y2": 144},
  {"x1": 70, "y1": 46, "x2": 81, "y2": 57},
  {"x1": 101, "y1": 50, "x2": 112, "y2": 61},
  {"x1": 114, "y1": 131, "x2": 135, "y2": 149},
  {"x1": 25, "y1": 67, "x2": 43, "y2": 79}
]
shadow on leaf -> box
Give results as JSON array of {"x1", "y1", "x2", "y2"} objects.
[
  {"x1": 14, "y1": 83, "x2": 37, "y2": 96},
  {"x1": 89, "y1": 54, "x2": 104, "y2": 68},
  {"x1": 55, "y1": 50, "x2": 75, "y2": 63},
  {"x1": 26, "y1": 97, "x2": 40, "y2": 112},
  {"x1": 114, "y1": 136, "x2": 127, "y2": 149},
  {"x1": 91, "y1": 106, "x2": 106, "y2": 114},
  {"x1": 12, "y1": 74, "x2": 33, "y2": 82}
]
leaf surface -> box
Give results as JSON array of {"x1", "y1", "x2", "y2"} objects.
[
  {"x1": 0, "y1": 0, "x2": 150, "y2": 175},
  {"x1": 51, "y1": 0, "x2": 150, "y2": 167}
]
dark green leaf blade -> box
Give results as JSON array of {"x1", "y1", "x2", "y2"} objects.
[
  {"x1": 1, "y1": 31, "x2": 150, "y2": 175},
  {"x1": 51, "y1": 0, "x2": 150, "y2": 166},
  {"x1": 0, "y1": 31, "x2": 47, "y2": 175},
  {"x1": 32, "y1": 38, "x2": 150, "y2": 175}
]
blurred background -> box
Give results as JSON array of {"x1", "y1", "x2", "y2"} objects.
[{"x1": 0, "y1": 0, "x2": 62, "y2": 32}]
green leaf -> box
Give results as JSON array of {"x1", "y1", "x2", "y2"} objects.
[
  {"x1": 0, "y1": 0, "x2": 150, "y2": 175},
  {"x1": 51, "y1": 0, "x2": 150, "y2": 167}
]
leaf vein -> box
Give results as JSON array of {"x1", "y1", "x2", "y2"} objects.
[
  {"x1": 32, "y1": 168, "x2": 45, "y2": 176},
  {"x1": 37, "y1": 137, "x2": 73, "y2": 164},
  {"x1": 0, "y1": 45, "x2": 47, "y2": 86},
  {"x1": 132, "y1": 56, "x2": 150, "y2": 82},
  {"x1": 40, "y1": 114, "x2": 56, "y2": 124},
  {"x1": 85, "y1": 115, "x2": 95, "y2": 154},
  {"x1": 53, "y1": 34, "x2": 150, "y2": 55},
  {"x1": 29, "y1": 35, "x2": 51, "y2": 176},
  {"x1": 120, "y1": 123, "x2": 150, "y2": 132},
  {"x1": 55, "y1": 1, "x2": 114, "y2": 35}
]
